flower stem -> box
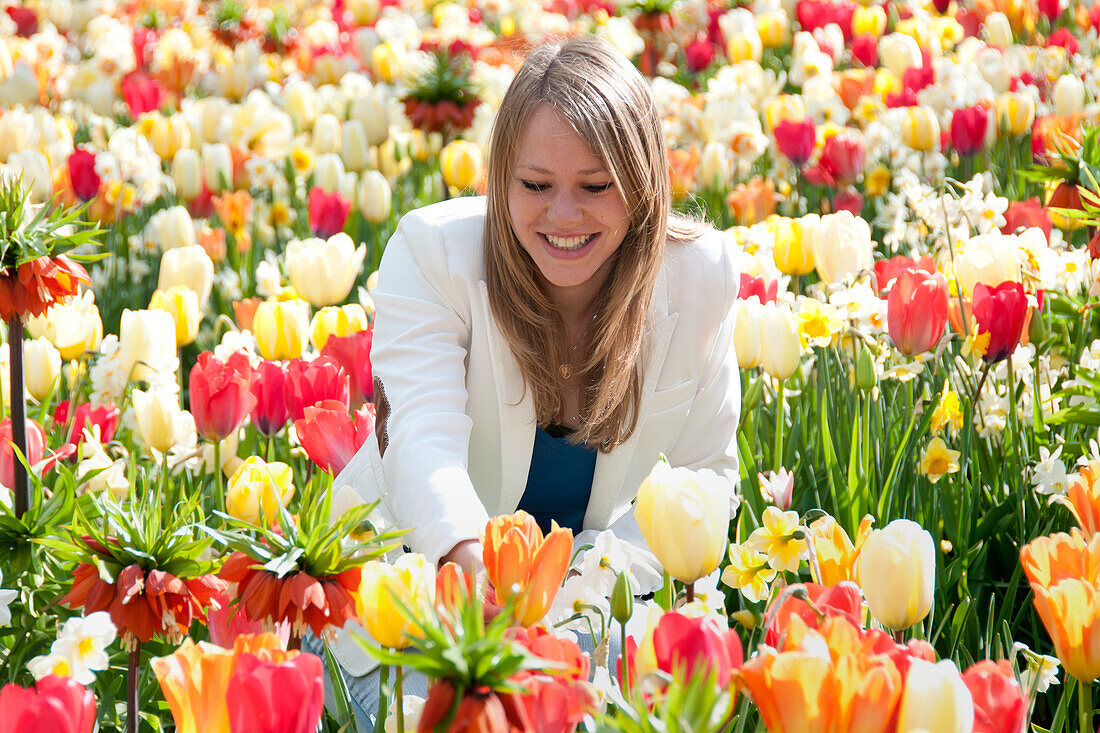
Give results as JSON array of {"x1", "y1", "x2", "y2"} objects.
[
  {"x1": 686, "y1": 582, "x2": 695, "y2": 603},
  {"x1": 892, "y1": 629, "x2": 905, "y2": 644},
  {"x1": 773, "y1": 378, "x2": 786, "y2": 471},
  {"x1": 287, "y1": 632, "x2": 301, "y2": 652},
  {"x1": 1080, "y1": 679, "x2": 1093, "y2": 733},
  {"x1": 213, "y1": 439, "x2": 223, "y2": 516},
  {"x1": 375, "y1": 662, "x2": 390, "y2": 733},
  {"x1": 396, "y1": 665, "x2": 404, "y2": 733},
  {"x1": 127, "y1": 642, "x2": 141, "y2": 733},
  {"x1": 8, "y1": 317, "x2": 29, "y2": 517}
]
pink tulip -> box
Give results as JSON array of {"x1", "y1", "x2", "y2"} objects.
[
  {"x1": 227, "y1": 652, "x2": 324, "y2": 733},
  {"x1": 887, "y1": 267, "x2": 949, "y2": 355}
]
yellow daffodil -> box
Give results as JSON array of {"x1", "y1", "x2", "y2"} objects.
[
  {"x1": 720, "y1": 543, "x2": 776, "y2": 604},
  {"x1": 931, "y1": 389, "x2": 964, "y2": 435},
  {"x1": 746, "y1": 506, "x2": 805, "y2": 573},
  {"x1": 919, "y1": 437, "x2": 961, "y2": 483}
]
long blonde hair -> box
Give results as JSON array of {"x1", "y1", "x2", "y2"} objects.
[{"x1": 485, "y1": 36, "x2": 701, "y2": 451}]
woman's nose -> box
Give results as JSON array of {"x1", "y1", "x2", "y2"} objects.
[{"x1": 547, "y1": 189, "x2": 583, "y2": 226}]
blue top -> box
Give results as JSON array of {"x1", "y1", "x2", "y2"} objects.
[{"x1": 517, "y1": 424, "x2": 597, "y2": 535}]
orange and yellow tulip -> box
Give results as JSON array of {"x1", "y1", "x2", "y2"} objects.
[
  {"x1": 482, "y1": 511, "x2": 572, "y2": 627},
  {"x1": 1020, "y1": 530, "x2": 1100, "y2": 682},
  {"x1": 807, "y1": 515, "x2": 874, "y2": 586},
  {"x1": 1062, "y1": 460, "x2": 1100, "y2": 537}
]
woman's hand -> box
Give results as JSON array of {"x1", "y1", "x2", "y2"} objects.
[{"x1": 441, "y1": 538, "x2": 484, "y2": 577}]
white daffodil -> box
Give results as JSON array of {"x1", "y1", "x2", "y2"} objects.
[{"x1": 0, "y1": 569, "x2": 17, "y2": 626}]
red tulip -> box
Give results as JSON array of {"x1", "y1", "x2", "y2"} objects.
[
  {"x1": 951, "y1": 105, "x2": 989, "y2": 157},
  {"x1": 850, "y1": 34, "x2": 877, "y2": 66},
  {"x1": 738, "y1": 273, "x2": 778, "y2": 304},
  {"x1": 283, "y1": 356, "x2": 349, "y2": 423},
  {"x1": 119, "y1": 70, "x2": 165, "y2": 118},
  {"x1": 963, "y1": 660, "x2": 1027, "y2": 733},
  {"x1": 250, "y1": 360, "x2": 289, "y2": 436},
  {"x1": 874, "y1": 255, "x2": 935, "y2": 294},
  {"x1": 972, "y1": 281, "x2": 1028, "y2": 363},
  {"x1": 53, "y1": 401, "x2": 120, "y2": 447},
  {"x1": 4, "y1": 5, "x2": 38, "y2": 37},
  {"x1": 319, "y1": 329, "x2": 373, "y2": 408},
  {"x1": 887, "y1": 267, "x2": 949, "y2": 355},
  {"x1": 832, "y1": 188, "x2": 863, "y2": 215},
  {"x1": 226, "y1": 652, "x2": 324, "y2": 733},
  {"x1": 1002, "y1": 198, "x2": 1052, "y2": 241},
  {"x1": 804, "y1": 133, "x2": 864, "y2": 186},
  {"x1": 307, "y1": 187, "x2": 351, "y2": 238},
  {"x1": 0, "y1": 676, "x2": 96, "y2": 733},
  {"x1": 1037, "y1": 0, "x2": 1060, "y2": 22},
  {"x1": 294, "y1": 400, "x2": 374, "y2": 475},
  {"x1": 509, "y1": 626, "x2": 595, "y2": 733},
  {"x1": 1046, "y1": 27, "x2": 1078, "y2": 55},
  {"x1": 765, "y1": 581, "x2": 864, "y2": 647},
  {"x1": 796, "y1": 0, "x2": 856, "y2": 40},
  {"x1": 685, "y1": 35, "x2": 715, "y2": 73},
  {"x1": 774, "y1": 118, "x2": 816, "y2": 166},
  {"x1": 648, "y1": 612, "x2": 743, "y2": 688},
  {"x1": 189, "y1": 351, "x2": 256, "y2": 442},
  {"x1": 67, "y1": 149, "x2": 100, "y2": 201}
]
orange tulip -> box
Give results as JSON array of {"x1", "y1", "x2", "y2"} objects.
[
  {"x1": 1062, "y1": 460, "x2": 1100, "y2": 537},
  {"x1": 740, "y1": 651, "x2": 835, "y2": 733},
  {"x1": 807, "y1": 515, "x2": 874, "y2": 586},
  {"x1": 1020, "y1": 530, "x2": 1100, "y2": 682},
  {"x1": 482, "y1": 511, "x2": 572, "y2": 627},
  {"x1": 151, "y1": 633, "x2": 289, "y2": 733}
]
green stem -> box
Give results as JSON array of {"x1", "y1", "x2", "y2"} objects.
[
  {"x1": 1081, "y1": 679, "x2": 1093, "y2": 733},
  {"x1": 213, "y1": 440, "x2": 224, "y2": 516},
  {"x1": 773, "y1": 378, "x2": 786, "y2": 471},
  {"x1": 375, "y1": 662, "x2": 390, "y2": 733}
]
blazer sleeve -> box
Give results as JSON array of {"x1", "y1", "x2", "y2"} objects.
[{"x1": 361, "y1": 208, "x2": 489, "y2": 565}]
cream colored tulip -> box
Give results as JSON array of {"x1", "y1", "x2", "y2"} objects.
[
  {"x1": 284, "y1": 80, "x2": 320, "y2": 132},
  {"x1": 149, "y1": 286, "x2": 201, "y2": 347},
  {"x1": 813, "y1": 211, "x2": 873, "y2": 283},
  {"x1": 878, "y1": 33, "x2": 922, "y2": 77},
  {"x1": 285, "y1": 233, "x2": 366, "y2": 307},
  {"x1": 132, "y1": 389, "x2": 193, "y2": 455},
  {"x1": 158, "y1": 245, "x2": 214, "y2": 307},
  {"x1": 733, "y1": 298, "x2": 763, "y2": 369},
  {"x1": 897, "y1": 659, "x2": 975, "y2": 733},
  {"x1": 226, "y1": 456, "x2": 295, "y2": 526},
  {"x1": 202, "y1": 143, "x2": 233, "y2": 192},
  {"x1": 954, "y1": 231, "x2": 1021, "y2": 295},
  {"x1": 24, "y1": 338, "x2": 61, "y2": 404},
  {"x1": 758, "y1": 302, "x2": 801, "y2": 379},
  {"x1": 699, "y1": 142, "x2": 730, "y2": 190},
  {"x1": 314, "y1": 153, "x2": 346, "y2": 194},
  {"x1": 252, "y1": 300, "x2": 309, "y2": 360},
  {"x1": 310, "y1": 304, "x2": 369, "y2": 351},
  {"x1": 350, "y1": 87, "x2": 389, "y2": 147},
  {"x1": 358, "y1": 170, "x2": 392, "y2": 224},
  {"x1": 149, "y1": 114, "x2": 191, "y2": 161},
  {"x1": 172, "y1": 148, "x2": 203, "y2": 200},
  {"x1": 903, "y1": 107, "x2": 940, "y2": 153},
  {"x1": 856, "y1": 519, "x2": 935, "y2": 631},
  {"x1": 984, "y1": 12, "x2": 1012, "y2": 48},
  {"x1": 26, "y1": 290, "x2": 102, "y2": 361},
  {"x1": 8, "y1": 149, "x2": 52, "y2": 202},
  {"x1": 147, "y1": 205, "x2": 196, "y2": 252},
  {"x1": 312, "y1": 113, "x2": 342, "y2": 155},
  {"x1": 119, "y1": 309, "x2": 178, "y2": 383},
  {"x1": 634, "y1": 460, "x2": 733, "y2": 585},
  {"x1": 1052, "y1": 75, "x2": 1085, "y2": 118},
  {"x1": 341, "y1": 119, "x2": 371, "y2": 172}
]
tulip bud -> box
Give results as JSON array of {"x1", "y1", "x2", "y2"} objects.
[
  {"x1": 314, "y1": 153, "x2": 346, "y2": 194},
  {"x1": 253, "y1": 299, "x2": 309, "y2": 360},
  {"x1": 996, "y1": 93, "x2": 1035, "y2": 137},
  {"x1": 24, "y1": 338, "x2": 61, "y2": 403},
  {"x1": 741, "y1": 376, "x2": 763, "y2": 413},
  {"x1": 172, "y1": 148, "x2": 203, "y2": 200},
  {"x1": 358, "y1": 170, "x2": 392, "y2": 224},
  {"x1": 310, "y1": 304, "x2": 369, "y2": 351},
  {"x1": 634, "y1": 458, "x2": 733, "y2": 585},
  {"x1": 1028, "y1": 305, "x2": 1047, "y2": 343},
  {"x1": 878, "y1": 33, "x2": 922, "y2": 77},
  {"x1": 132, "y1": 388, "x2": 193, "y2": 454},
  {"x1": 285, "y1": 233, "x2": 367, "y2": 307},
  {"x1": 610, "y1": 571, "x2": 634, "y2": 625},
  {"x1": 341, "y1": 119, "x2": 371, "y2": 172},
  {"x1": 149, "y1": 285, "x2": 201, "y2": 347},
  {"x1": 902, "y1": 107, "x2": 941, "y2": 153},
  {"x1": 856, "y1": 518, "x2": 935, "y2": 631},
  {"x1": 855, "y1": 346, "x2": 877, "y2": 391},
  {"x1": 440, "y1": 140, "x2": 482, "y2": 191},
  {"x1": 984, "y1": 12, "x2": 1012, "y2": 47},
  {"x1": 158, "y1": 244, "x2": 215, "y2": 307},
  {"x1": 1052, "y1": 75, "x2": 1085, "y2": 117},
  {"x1": 312, "y1": 112, "x2": 342, "y2": 155},
  {"x1": 202, "y1": 142, "x2": 233, "y2": 192},
  {"x1": 119, "y1": 309, "x2": 179, "y2": 383},
  {"x1": 226, "y1": 456, "x2": 295, "y2": 527}
]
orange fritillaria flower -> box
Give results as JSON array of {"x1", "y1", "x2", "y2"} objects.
[
  {"x1": 1061, "y1": 460, "x2": 1100, "y2": 537},
  {"x1": 0, "y1": 255, "x2": 89, "y2": 321},
  {"x1": 482, "y1": 511, "x2": 572, "y2": 627},
  {"x1": 219, "y1": 551, "x2": 361, "y2": 638},
  {"x1": 60, "y1": 561, "x2": 226, "y2": 649},
  {"x1": 151, "y1": 633, "x2": 289, "y2": 733},
  {"x1": 1020, "y1": 530, "x2": 1100, "y2": 682}
]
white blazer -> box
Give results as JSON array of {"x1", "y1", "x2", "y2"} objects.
[{"x1": 333, "y1": 196, "x2": 741, "y2": 582}]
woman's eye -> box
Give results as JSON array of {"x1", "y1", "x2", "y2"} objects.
[
  {"x1": 584, "y1": 183, "x2": 613, "y2": 193},
  {"x1": 521, "y1": 180, "x2": 547, "y2": 192}
]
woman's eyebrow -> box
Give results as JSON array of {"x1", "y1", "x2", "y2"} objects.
[{"x1": 516, "y1": 164, "x2": 608, "y2": 175}]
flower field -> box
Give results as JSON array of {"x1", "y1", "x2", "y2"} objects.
[{"x1": 2, "y1": 0, "x2": 1100, "y2": 731}]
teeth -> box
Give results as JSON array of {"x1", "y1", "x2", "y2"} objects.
[{"x1": 545, "y1": 234, "x2": 594, "y2": 250}]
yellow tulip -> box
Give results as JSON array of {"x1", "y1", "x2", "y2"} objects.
[
  {"x1": 309, "y1": 304, "x2": 369, "y2": 351},
  {"x1": 26, "y1": 289, "x2": 102, "y2": 361},
  {"x1": 770, "y1": 215, "x2": 816, "y2": 276},
  {"x1": 150, "y1": 285, "x2": 201, "y2": 347},
  {"x1": 997, "y1": 92, "x2": 1035, "y2": 137},
  {"x1": 902, "y1": 107, "x2": 941, "y2": 153},
  {"x1": 252, "y1": 299, "x2": 308, "y2": 360},
  {"x1": 356, "y1": 554, "x2": 434, "y2": 648},
  {"x1": 226, "y1": 456, "x2": 295, "y2": 527},
  {"x1": 856, "y1": 519, "x2": 935, "y2": 631},
  {"x1": 440, "y1": 140, "x2": 483, "y2": 191},
  {"x1": 634, "y1": 458, "x2": 732, "y2": 585},
  {"x1": 148, "y1": 113, "x2": 191, "y2": 161},
  {"x1": 852, "y1": 5, "x2": 886, "y2": 36},
  {"x1": 371, "y1": 43, "x2": 401, "y2": 84}
]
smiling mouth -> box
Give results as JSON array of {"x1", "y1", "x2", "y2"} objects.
[{"x1": 543, "y1": 233, "x2": 596, "y2": 251}]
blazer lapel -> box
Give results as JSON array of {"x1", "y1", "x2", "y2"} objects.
[
  {"x1": 479, "y1": 282, "x2": 536, "y2": 513},
  {"x1": 585, "y1": 268, "x2": 677, "y2": 529}
]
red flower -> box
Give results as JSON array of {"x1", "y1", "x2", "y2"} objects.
[
  {"x1": 972, "y1": 281, "x2": 1028, "y2": 363},
  {"x1": 132, "y1": 27, "x2": 157, "y2": 70},
  {"x1": 1037, "y1": 0, "x2": 1060, "y2": 22},
  {"x1": 294, "y1": 400, "x2": 374, "y2": 476},
  {"x1": 951, "y1": 105, "x2": 989, "y2": 157},
  {"x1": 67, "y1": 149, "x2": 100, "y2": 201},
  {"x1": 796, "y1": 0, "x2": 857, "y2": 40},
  {"x1": 219, "y1": 552, "x2": 360, "y2": 637},
  {"x1": 804, "y1": 133, "x2": 864, "y2": 186},
  {"x1": 850, "y1": 34, "x2": 877, "y2": 66},
  {"x1": 765, "y1": 581, "x2": 864, "y2": 647},
  {"x1": 963, "y1": 660, "x2": 1027, "y2": 733},
  {"x1": 418, "y1": 681, "x2": 531, "y2": 733},
  {"x1": 640, "y1": 612, "x2": 743, "y2": 690},
  {"x1": 738, "y1": 273, "x2": 778, "y2": 303},
  {"x1": 4, "y1": 5, "x2": 38, "y2": 37},
  {"x1": 53, "y1": 401, "x2": 120, "y2": 447},
  {"x1": 508, "y1": 626, "x2": 595, "y2": 733},
  {"x1": 0, "y1": 675, "x2": 96, "y2": 733},
  {"x1": 773, "y1": 118, "x2": 817, "y2": 167},
  {"x1": 0, "y1": 417, "x2": 45, "y2": 490},
  {"x1": 832, "y1": 188, "x2": 863, "y2": 215},
  {"x1": 887, "y1": 267, "x2": 950, "y2": 356},
  {"x1": 0, "y1": 255, "x2": 90, "y2": 321},
  {"x1": 283, "y1": 356, "x2": 349, "y2": 423},
  {"x1": 307, "y1": 187, "x2": 351, "y2": 239},
  {"x1": 320, "y1": 328, "x2": 373, "y2": 408},
  {"x1": 874, "y1": 255, "x2": 935, "y2": 294},
  {"x1": 684, "y1": 35, "x2": 715, "y2": 73},
  {"x1": 403, "y1": 98, "x2": 481, "y2": 136},
  {"x1": 1046, "y1": 27, "x2": 1078, "y2": 55},
  {"x1": 1003, "y1": 197, "x2": 1052, "y2": 241},
  {"x1": 227, "y1": 652, "x2": 324, "y2": 733},
  {"x1": 60, "y1": 562, "x2": 225, "y2": 647},
  {"x1": 250, "y1": 360, "x2": 289, "y2": 436},
  {"x1": 119, "y1": 70, "x2": 165, "y2": 118},
  {"x1": 189, "y1": 351, "x2": 256, "y2": 442}
]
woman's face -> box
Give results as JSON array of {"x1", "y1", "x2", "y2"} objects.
[{"x1": 507, "y1": 104, "x2": 630, "y2": 311}]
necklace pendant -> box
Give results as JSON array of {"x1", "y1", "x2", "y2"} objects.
[{"x1": 559, "y1": 364, "x2": 572, "y2": 379}]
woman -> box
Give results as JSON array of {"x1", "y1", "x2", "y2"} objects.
[{"x1": 335, "y1": 33, "x2": 741, "y2": 589}]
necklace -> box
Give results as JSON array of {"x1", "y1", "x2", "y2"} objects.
[{"x1": 558, "y1": 313, "x2": 596, "y2": 381}]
